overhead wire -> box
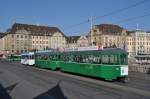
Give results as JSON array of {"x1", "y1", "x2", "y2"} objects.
[
  {"x1": 63, "y1": 0, "x2": 150, "y2": 31},
  {"x1": 116, "y1": 12, "x2": 150, "y2": 24}
]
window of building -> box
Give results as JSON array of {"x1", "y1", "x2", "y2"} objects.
[
  {"x1": 117, "y1": 37, "x2": 119, "y2": 41},
  {"x1": 12, "y1": 45, "x2": 14, "y2": 49},
  {"x1": 17, "y1": 40, "x2": 19, "y2": 44},
  {"x1": 94, "y1": 30, "x2": 97, "y2": 32},
  {"x1": 17, "y1": 35, "x2": 19, "y2": 38},
  {"x1": 29, "y1": 35, "x2": 31, "y2": 39}
]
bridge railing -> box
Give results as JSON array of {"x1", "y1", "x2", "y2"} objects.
[{"x1": 129, "y1": 64, "x2": 150, "y2": 73}]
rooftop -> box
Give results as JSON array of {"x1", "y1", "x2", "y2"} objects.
[
  {"x1": 8, "y1": 23, "x2": 65, "y2": 36},
  {"x1": 94, "y1": 24, "x2": 126, "y2": 35},
  {"x1": 0, "y1": 33, "x2": 7, "y2": 38},
  {"x1": 66, "y1": 36, "x2": 80, "y2": 43}
]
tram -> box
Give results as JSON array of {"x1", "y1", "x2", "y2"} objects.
[
  {"x1": 34, "y1": 48, "x2": 128, "y2": 81},
  {"x1": 21, "y1": 52, "x2": 35, "y2": 65},
  {"x1": 7, "y1": 54, "x2": 21, "y2": 61}
]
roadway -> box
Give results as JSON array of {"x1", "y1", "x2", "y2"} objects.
[{"x1": 0, "y1": 60, "x2": 150, "y2": 99}]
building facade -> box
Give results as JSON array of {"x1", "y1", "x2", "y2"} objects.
[
  {"x1": 0, "y1": 33, "x2": 6, "y2": 56},
  {"x1": 4, "y1": 23, "x2": 67, "y2": 54},
  {"x1": 66, "y1": 36, "x2": 80, "y2": 48},
  {"x1": 66, "y1": 35, "x2": 89, "y2": 48},
  {"x1": 127, "y1": 30, "x2": 150, "y2": 56},
  {"x1": 77, "y1": 35, "x2": 89, "y2": 47},
  {"x1": 50, "y1": 32, "x2": 66, "y2": 50},
  {"x1": 89, "y1": 24, "x2": 128, "y2": 48}
]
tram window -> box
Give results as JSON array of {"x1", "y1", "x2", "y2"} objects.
[
  {"x1": 44, "y1": 56, "x2": 48, "y2": 60},
  {"x1": 94, "y1": 56, "x2": 101, "y2": 64},
  {"x1": 36, "y1": 55, "x2": 39, "y2": 60},
  {"x1": 64, "y1": 55, "x2": 69, "y2": 61},
  {"x1": 87, "y1": 55, "x2": 92, "y2": 63},
  {"x1": 24, "y1": 55, "x2": 28, "y2": 59},
  {"x1": 63, "y1": 56, "x2": 66, "y2": 61},
  {"x1": 93, "y1": 57, "x2": 96, "y2": 63},
  {"x1": 58, "y1": 55, "x2": 61, "y2": 60},
  {"x1": 93, "y1": 57, "x2": 98, "y2": 64},
  {"x1": 77, "y1": 56, "x2": 80, "y2": 62},
  {"x1": 78, "y1": 55, "x2": 83, "y2": 63},
  {"x1": 49, "y1": 55, "x2": 52, "y2": 60},
  {"x1": 85, "y1": 56, "x2": 89, "y2": 63},
  {"x1": 99, "y1": 56, "x2": 102, "y2": 64},
  {"x1": 69, "y1": 55, "x2": 74, "y2": 62},
  {"x1": 73, "y1": 55, "x2": 77, "y2": 62},
  {"x1": 82, "y1": 56, "x2": 87, "y2": 63},
  {"x1": 29, "y1": 55, "x2": 34, "y2": 59},
  {"x1": 109, "y1": 55, "x2": 114, "y2": 64},
  {"x1": 102, "y1": 55, "x2": 109, "y2": 64},
  {"x1": 120, "y1": 54, "x2": 127, "y2": 65},
  {"x1": 40, "y1": 56, "x2": 42, "y2": 60},
  {"x1": 114, "y1": 55, "x2": 118, "y2": 64},
  {"x1": 53, "y1": 55, "x2": 57, "y2": 60},
  {"x1": 29, "y1": 55, "x2": 32, "y2": 59}
]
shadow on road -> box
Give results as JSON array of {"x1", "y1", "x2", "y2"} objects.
[
  {"x1": 34, "y1": 81, "x2": 67, "y2": 99},
  {"x1": 0, "y1": 83, "x2": 12, "y2": 99}
]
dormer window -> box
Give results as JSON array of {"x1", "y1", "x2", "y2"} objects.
[{"x1": 94, "y1": 30, "x2": 97, "y2": 32}]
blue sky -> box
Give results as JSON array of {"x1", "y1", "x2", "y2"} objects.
[{"x1": 0, "y1": 0, "x2": 150, "y2": 35}]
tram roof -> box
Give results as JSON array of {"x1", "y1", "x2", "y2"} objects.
[
  {"x1": 21, "y1": 52, "x2": 34, "y2": 55},
  {"x1": 35, "y1": 50, "x2": 60, "y2": 55},
  {"x1": 35, "y1": 48, "x2": 127, "y2": 56},
  {"x1": 63, "y1": 48, "x2": 127, "y2": 54}
]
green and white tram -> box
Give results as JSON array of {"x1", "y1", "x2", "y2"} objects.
[
  {"x1": 7, "y1": 54, "x2": 21, "y2": 61},
  {"x1": 34, "y1": 48, "x2": 128, "y2": 81}
]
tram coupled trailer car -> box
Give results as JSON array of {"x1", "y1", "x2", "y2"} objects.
[
  {"x1": 34, "y1": 48, "x2": 128, "y2": 81},
  {"x1": 35, "y1": 51, "x2": 61, "y2": 70},
  {"x1": 21, "y1": 52, "x2": 35, "y2": 65},
  {"x1": 7, "y1": 54, "x2": 21, "y2": 61},
  {"x1": 60, "y1": 48, "x2": 128, "y2": 81}
]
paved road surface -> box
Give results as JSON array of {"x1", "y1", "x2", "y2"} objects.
[{"x1": 0, "y1": 60, "x2": 150, "y2": 99}]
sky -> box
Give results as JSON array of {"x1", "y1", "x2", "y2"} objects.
[{"x1": 0, "y1": 0, "x2": 150, "y2": 35}]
